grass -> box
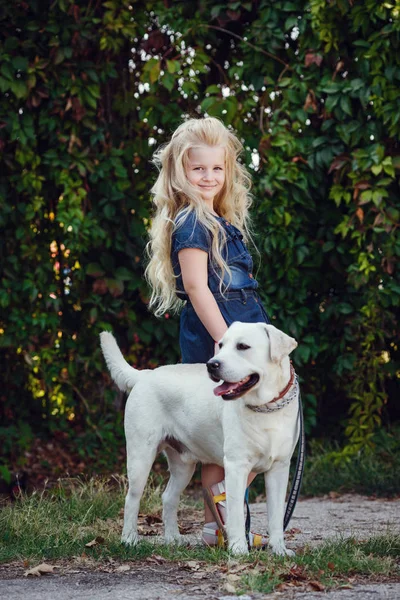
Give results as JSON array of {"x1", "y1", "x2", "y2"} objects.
[
  {"x1": 0, "y1": 477, "x2": 399, "y2": 593},
  {"x1": 300, "y1": 438, "x2": 400, "y2": 497},
  {"x1": 241, "y1": 535, "x2": 400, "y2": 594}
]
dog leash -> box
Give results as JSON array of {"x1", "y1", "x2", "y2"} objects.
[
  {"x1": 245, "y1": 385, "x2": 306, "y2": 546},
  {"x1": 284, "y1": 387, "x2": 305, "y2": 530}
]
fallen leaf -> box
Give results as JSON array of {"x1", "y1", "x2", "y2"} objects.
[
  {"x1": 85, "y1": 536, "x2": 105, "y2": 547},
  {"x1": 285, "y1": 565, "x2": 308, "y2": 581},
  {"x1": 24, "y1": 563, "x2": 56, "y2": 577},
  {"x1": 145, "y1": 514, "x2": 162, "y2": 525},
  {"x1": 287, "y1": 527, "x2": 302, "y2": 535},
  {"x1": 228, "y1": 563, "x2": 249, "y2": 574},
  {"x1": 137, "y1": 527, "x2": 158, "y2": 536},
  {"x1": 309, "y1": 580, "x2": 325, "y2": 591},
  {"x1": 327, "y1": 562, "x2": 335, "y2": 571},
  {"x1": 145, "y1": 554, "x2": 167, "y2": 564},
  {"x1": 116, "y1": 565, "x2": 131, "y2": 572},
  {"x1": 178, "y1": 525, "x2": 195, "y2": 534},
  {"x1": 276, "y1": 582, "x2": 295, "y2": 591},
  {"x1": 184, "y1": 561, "x2": 201, "y2": 571},
  {"x1": 224, "y1": 582, "x2": 236, "y2": 593},
  {"x1": 227, "y1": 573, "x2": 241, "y2": 583},
  {"x1": 328, "y1": 491, "x2": 340, "y2": 499}
]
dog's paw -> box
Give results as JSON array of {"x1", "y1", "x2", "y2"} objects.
[
  {"x1": 229, "y1": 540, "x2": 249, "y2": 556},
  {"x1": 269, "y1": 542, "x2": 295, "y2": 557},
  {"x1": 165, "y1": 533, "x2": 184, "y2": 545},
  {"x1": 268, "y1": 535, "x2": 295, "y2": 556},
  {"x1": 121, "y1": 531, "x2": 139, "y2": 546}
]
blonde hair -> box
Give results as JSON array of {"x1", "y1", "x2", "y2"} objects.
[{"x1": 145, "y1": 117, "x2": 254, "y2": 317}]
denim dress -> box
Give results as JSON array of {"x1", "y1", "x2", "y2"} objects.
[{"x1": 171, "y1": 210, "x2": 270, "y2": 364}]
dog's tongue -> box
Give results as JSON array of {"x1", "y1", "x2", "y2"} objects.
[{"x1": 213, "y1": 381, "x2": 241, "y2": 396}]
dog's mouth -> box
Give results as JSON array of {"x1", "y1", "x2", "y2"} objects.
[{"x1": 213, "y1": 374, "x2": 260, "y2": 400}]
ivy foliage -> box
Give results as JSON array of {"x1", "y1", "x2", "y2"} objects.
[{"x1": 1, "y1": 0, "x2": 399, "y2": 471}]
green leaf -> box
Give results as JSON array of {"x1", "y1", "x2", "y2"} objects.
[
  {"x1": 205, "y1": 85, "x2": 221, "y2": 95},
  {"x1": 371, "y1": 164, "x2": 382, "y2": 176},
  {"x1": 339, "y1": 95, "x2": 352, "y2": 116},
  {"x1": 149, "y1": 61, "x2": 160, "y2": 84},
  {"x1": 166, "y1": 59, "x2": 180, "y2": 74},
  {"x1": 162, "y1": 72, "x2": 175, "y2": 91},
  {"x1": 12, "y1": 57, "x2": 28, "y2": 71},
  {"x1": 11, "y1": 80, "x2": 28, "y2": 99},
  {"x1": 86, "y1": 263, "x2": 105, "y2": 277},
  {"x1": 115, "y1": 267, "x2": 133, "y2": 281}
]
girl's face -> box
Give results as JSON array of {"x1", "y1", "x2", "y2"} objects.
[{"x1": 185, "y1": 145, "x2": 225, "y2": 208}]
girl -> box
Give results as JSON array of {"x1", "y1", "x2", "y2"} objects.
[{"x1": 145, "y1": 116, "x2": 270, "y2": 548}]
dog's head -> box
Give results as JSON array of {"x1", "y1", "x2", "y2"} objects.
[{"x1": 207, "y1": 322, "x2": 297, "y2": 401}]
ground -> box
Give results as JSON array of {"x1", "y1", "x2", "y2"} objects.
[{"x1": 0, "y1": 494, "x2": 399, "y2": 599}]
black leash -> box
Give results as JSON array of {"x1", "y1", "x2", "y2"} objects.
[
  {"x1": 284, "y1": 388, "x2": 305, "y2": 530},
  {"x1": 245, "y1": 387, "x2": 305, "y2": 546}
]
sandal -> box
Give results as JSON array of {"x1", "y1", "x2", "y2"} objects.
[{"x1": 202, "y1": 480, "x2": 268, "y2": 549}]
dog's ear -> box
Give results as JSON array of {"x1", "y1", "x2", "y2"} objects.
[{"x1": 262, "y1": 324, "x2": 298, "y2": 363}]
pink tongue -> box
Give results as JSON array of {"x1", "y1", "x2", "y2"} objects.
[{"x1": 214, "y1": 381, "x2": 242, "y2": 396}]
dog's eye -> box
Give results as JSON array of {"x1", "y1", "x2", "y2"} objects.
[{"x1": 237, "y1": 343, "x2": 250, "y2": 351}]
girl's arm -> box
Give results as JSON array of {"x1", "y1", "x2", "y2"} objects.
[{"x1": 178, "y1": 247, "x2": 228, "y2": 343}]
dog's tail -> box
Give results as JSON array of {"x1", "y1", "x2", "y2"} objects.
[{"x1": 100, "y1": 331, "x2": 141, "y2": 392}]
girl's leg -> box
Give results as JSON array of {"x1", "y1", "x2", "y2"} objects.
[
  {"x1": 202, "y1": 464, "x2": 267, "y2": 548},
  {"x1": 202, "y1": 464, "x2": 225, "y2": 522},
  {"x1": 202, "y1": 464, "x2": 256, "y2": 522}
]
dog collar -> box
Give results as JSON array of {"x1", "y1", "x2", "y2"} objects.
[{"x1": 246, "y1": 364, "x2": 299, "y2": 413}]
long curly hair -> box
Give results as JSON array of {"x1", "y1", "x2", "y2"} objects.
[{"x1": 145, "y1": 117, "x2": 254, "y2": 317}]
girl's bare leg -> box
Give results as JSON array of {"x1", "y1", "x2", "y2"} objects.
[{"x1": 202, "y1": 463, "x2": 256, "y2": 522}]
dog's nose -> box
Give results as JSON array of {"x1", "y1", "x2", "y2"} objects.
[{"x1": 207, "y1": 360, "x2": 220, "y2": 373}]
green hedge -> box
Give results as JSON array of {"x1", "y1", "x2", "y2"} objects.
[{"x1": 1, "y1": 1, "x2": 399, "y2": 474}]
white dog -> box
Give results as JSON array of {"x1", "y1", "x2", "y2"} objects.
[{"x1": 100, "y1": 322, "x2": 299, "y2": 555}]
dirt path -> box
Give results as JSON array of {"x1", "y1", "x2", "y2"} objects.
[
  {"x1": 1, "y1": 495, "x2": 399, "y2": 599},
  {"x1": 252, "y1": 493, "x2": 400, "y2": 551}
]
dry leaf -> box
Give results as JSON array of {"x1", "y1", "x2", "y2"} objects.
[
  {"x1": 327, "y1": 562, "x2": 335, "y2": 570},
  {"x1": 276, "y1": 582, "x2": 294, "y2": 591},
  {"x1": 116, "y1": 565, "x2": 131, "y2": 572},
  {"x1": 184, "y1": 561, "x2": 201, "y2": 571},
  {"x1": 287, "y1": 527, "x2": 302, "y2": 535},
  {"x1": 309, "y1": 580, "x2": 325, "y2": 591},
  {"x1": 328, "y1": 491, "x2": 340, "y2": 499},
  {"x1": 228, "y1": 563, "x2": 249, "y2": 574},
  {"x1": 85, "y1": 536, "x2": 105, "y2": 547},
  {"x1": 224, "y1": 582, "x2": 237, "y2": 593},
  {"x1": 191, "y1": 572, "x2": 207, "y2": 579},
  {"x1": 227, "y1": 573, "x2": 241, "y2": 583},
  {"x1": 145, "y1": 554, "x2": 167, "y2": 564},
  {"x1": 24, "y1": 563, "x2": 56, "y2": 577}
]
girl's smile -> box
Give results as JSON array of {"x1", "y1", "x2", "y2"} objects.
[{"x1": 185, "y1": 145, "x2": 225, "y2": 208}]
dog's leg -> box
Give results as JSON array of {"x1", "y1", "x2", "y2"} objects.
[
  {"x1": 122, "y1": 444, "x2": 157, "y2": 546},
  {"x1": 264, "y1": 462, "x2": 295, "y2": 556},
  {"x1": 224, "y1": 460, "x2": 249, "y2": 555},
  {"x1": 162, "y1": 447, "x2": 196, "y2": 544}
]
